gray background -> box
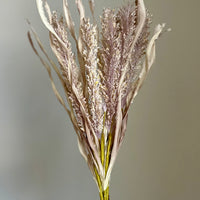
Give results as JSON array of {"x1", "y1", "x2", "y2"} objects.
[{"x1": 0, "y1": 0, "x2": 200, "y2": 200}]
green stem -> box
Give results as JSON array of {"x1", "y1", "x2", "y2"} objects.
[
  {"x1": 103, "y1": 187, "x2": 109, "y2": 200},
  {"x1": 96, "y1": 113, "x2": 112, "y2": 200},
  {"x1": 94, "y1": 167, "x2": 109, "y2": 200}
]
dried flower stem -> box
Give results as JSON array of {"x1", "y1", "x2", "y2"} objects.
[{"x1": 28, "y1": 0, "x2": 169, "y2": 199}]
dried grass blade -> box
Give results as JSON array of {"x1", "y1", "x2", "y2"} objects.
[
  {"x1": 104, "y1": 91, "x2": 122, "y2": 190},
  {"x1": 28, "y1": 31, "x2": 69, "y2": 114},
  {"x1": 63, "y1": 0, "x2": 76, "y2": 40},
  {"x1": 76, "y1": 0, "x2": 85, "y2": 24},
  {"x1": 133, "y1": 23, "x2": 166, "y2": 99},
  {"x1": 77, "y1": 136, "x2": 88, "y2": 161},
  {"x1": 36, "y1": 0, "x2": 66, "y2": 48},
  {"x1": 71, "y1": 84, "x2": 103, "y2": 175},
  {"x1": 125, "y1": 23, "x2": 166, "y2": 114},
  {"x1": 28, "y1": 28, "x2": 82, "y2": 138},
  {"x1": 100, "y1": 133, "x2": 105, "y2": 165}
]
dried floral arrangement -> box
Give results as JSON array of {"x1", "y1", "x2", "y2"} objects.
[{"x1": 28, "y1": 0, "x2": 169, "y2": 199}]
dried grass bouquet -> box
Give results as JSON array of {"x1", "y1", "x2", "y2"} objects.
[{"x1": 28, "y1": 0, "x2": 169, "y2": 199}]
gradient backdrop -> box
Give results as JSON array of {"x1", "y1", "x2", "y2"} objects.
[{"x1": 0, "y1": 0, "x2": 199, "y2": 200}]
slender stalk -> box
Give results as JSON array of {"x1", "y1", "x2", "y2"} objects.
[
  {"x1": 104, "y1": 187, "x2": 109, "y2": 200},
  {"x1": 94, "y1": 122, "x2": 112, "y2": 200},
  {"x1": 94, "y1": 167, "x2": 105, "y2": 200}
]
